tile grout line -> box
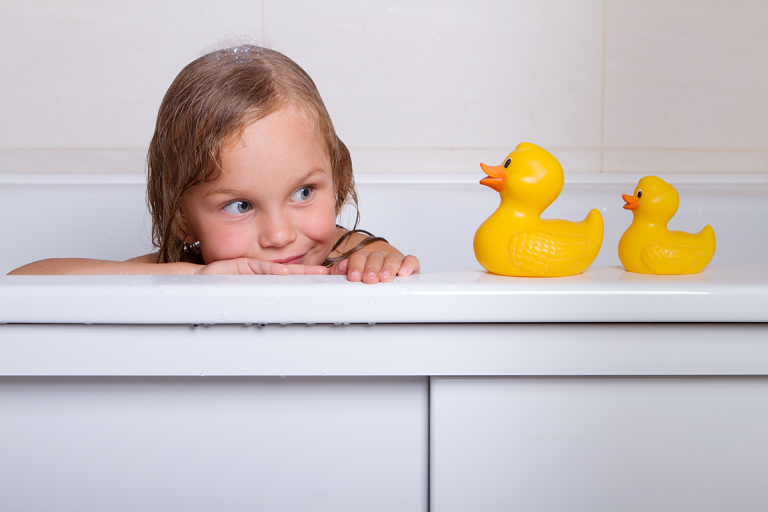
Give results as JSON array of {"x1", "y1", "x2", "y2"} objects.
[{"x1": 600, "y1": 0, "x2": 608, "y2": 173}]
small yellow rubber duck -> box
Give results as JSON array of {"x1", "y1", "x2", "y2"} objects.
[
  {"x1": 619, "y1": 176, "x2": 716, "y2": 274},
  {"x1": 473, "y1": 142, "x2": 604, "y2": 277}
]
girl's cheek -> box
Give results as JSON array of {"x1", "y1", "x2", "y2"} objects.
[
  {"x1": 304, "y1": 201, "x2": 337, "y2": 240},
  {"x1": 317, "y1": 214, "x2": 339, "y2": 247},
  {"x1": 202, "y1": 226, "x2": 253, "y2": 262}
]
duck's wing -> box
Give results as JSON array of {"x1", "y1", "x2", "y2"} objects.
[
  {"x1": 507, "y1": 231, "x2": 590, "y2": 276},
  {"x1": 641, "y1": 243, "x2": 705, "y2": 274}
]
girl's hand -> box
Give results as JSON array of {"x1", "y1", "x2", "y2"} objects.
[
  {"x1": 330, "y1": 250, "x2": 420, "y2": 284},
  {"x1": 194, "y1": 258, "x2": 329, "y2": 276}
]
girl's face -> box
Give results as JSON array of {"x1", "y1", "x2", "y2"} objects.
[{"x1": 180, "y1": 106, "x2": 338, "y2": 266}]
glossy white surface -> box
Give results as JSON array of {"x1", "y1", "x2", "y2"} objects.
[
  {"x1": 2, "y1": 265, "x2": 768, "y2": 324},
  {"x1": 431, "y1": 376, "x2": 768, "y2": 512},
  {"x1": 2, "y1": 323, "x2": 767, "y2": 377}
]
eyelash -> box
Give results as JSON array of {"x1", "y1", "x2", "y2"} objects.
[
  {"x1": 292, "y1": 186, "x2": 314, "y2": 202},
  {"x1": 220, "y1": 186, "x2": 315, "y2": 216},
  {"x1": 222, "y1": 200, "x2": 252, "y2": 216}
]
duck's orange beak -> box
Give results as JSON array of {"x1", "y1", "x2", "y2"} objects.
[
  {"x1": 622, "y1": 194, "x2": 641, "y2": 210},
  {"x1": 480, "y1": 163, "x2": 507, "y2": 192}
]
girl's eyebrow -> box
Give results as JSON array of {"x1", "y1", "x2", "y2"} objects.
[
  {"x1": 203, "y1": 169, "x2": 328, "y2": 198},
  {"x1": 204, "y1": 187, "x2": 240, "y2": 198},
  {"x1": 292, "y1": 168, "x2": 326, "y2": 185}
]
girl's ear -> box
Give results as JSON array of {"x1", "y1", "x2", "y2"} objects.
[{"x1": 175, "y1": 206, "x2": 199, "y2": 244}]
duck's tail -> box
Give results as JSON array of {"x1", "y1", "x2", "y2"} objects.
[
  {"x1": 697, "y1": 224, "x2": 716, "y2": 241},
  {"x1": 583, "y1": 209, "x2": 604, "y2": 235},
  {"x1": 696, "y1": 224, "x2": 717, "y2": 252},
  {"x1": 583, "y1": 209, "x2": 605, "y2": 264}
]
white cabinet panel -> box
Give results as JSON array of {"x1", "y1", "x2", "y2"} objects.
[
  {"x1": 0, "y1": 376, "x2": 428, "y2": 512},
  {"x1": 431, "y1": 376, "x2": 768, "y2": 512}
]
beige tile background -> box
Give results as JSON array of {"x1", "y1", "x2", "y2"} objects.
[{"x1": 0, "y1": 0, "x2": 765, "y2": 174}]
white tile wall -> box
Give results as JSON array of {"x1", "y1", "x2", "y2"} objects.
[
  {"x1": 603, "y1": 0, "x2": 768, "y2": 173},
  {"x1": 0, "y1": 0, "x2": 262, "y2": 170},
  {"x1": 0, "y1": 0, "x2": 766, "y2": 174}
]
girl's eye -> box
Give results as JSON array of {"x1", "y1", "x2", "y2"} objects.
[
  {"x1": 222, "y1": 200, "x2": 252, "y2": 215},
  {"x1": 637, "y1": 190, "x2": 643, "y2": 199},
  {"x1": 291, "y1": 186, "x2": 313, "y2": 202}
]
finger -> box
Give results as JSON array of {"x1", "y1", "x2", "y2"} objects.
[
  {"x1": 346, "y1": 252, "x2": 369, "y2": 282},
  {"x1": 396, "y1": 255, "x2": 420, "y2": 276},
  {"x1": 330, "y1": 259, "x2": 349, "y2": 276},
  {"x1": 362, "y1": 252, "x2": 385, "y2": 284},
  {"x1": 378, "y1": 253, "x2": 403, "y2": 283},
  {"x1": 245, "y1": 259, "x2": 290, "y2": 275},
  {"x1": 286, "y1": 264, "x2": 329, "y2": 275}
]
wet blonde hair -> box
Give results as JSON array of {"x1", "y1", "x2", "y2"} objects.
[{"x1": 146, "y1": 45, "x2": 357, "y2": 263}]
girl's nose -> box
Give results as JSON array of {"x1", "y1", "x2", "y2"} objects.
[{"x1": 259, "y1": 211, "x2": 297, "y2": 249}]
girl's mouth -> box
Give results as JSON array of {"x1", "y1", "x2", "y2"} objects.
[{"x1": 272, "y1": 254, "x2": 305, "y2": 265}]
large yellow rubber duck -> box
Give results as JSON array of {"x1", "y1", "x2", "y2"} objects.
[
  {"x1": 473, "y1": 142, "x2": 604, "y2": 277},
  {"x1": 619, "y1": 176, "x2": 716, "y2": 274}
]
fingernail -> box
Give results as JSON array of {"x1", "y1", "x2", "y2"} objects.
[
  {"x1": 400, "y1": 266, "x2": 409, "y2": 276},
  {"x1": 381, "y1": 270, "x2": 391, "y2": 281},
  {"x1": 365, "y1": 271, "x2": 377, "y2": 280},
  {"x1": 350, "y1": 270, "x2": 360, "y2": 280}
]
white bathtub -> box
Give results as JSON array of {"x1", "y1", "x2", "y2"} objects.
[{"x1": 2, "y1": 172, "x2": 768, "y2": 511}]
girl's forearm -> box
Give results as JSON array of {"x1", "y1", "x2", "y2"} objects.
[{"x1": 7, "y1": 258, "x2": 199, "y2": 276}]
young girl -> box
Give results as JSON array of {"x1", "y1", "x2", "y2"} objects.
[{"x1": 10, "y1": 45, "x2": 419, "y2": 284}]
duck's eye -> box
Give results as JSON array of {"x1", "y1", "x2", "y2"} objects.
[
  {"x1": 223, "y1": 200, "x2": 252, "y2": 215},
  {"x1": 503, "y1": 158, "x2": 512, "y2": 169},
  {"x1": 291, "y1": 186, "x2": 313, "y2": 202},
  {"x1": 637, "y1": 190, "x2": 643, "y2": 199}
]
